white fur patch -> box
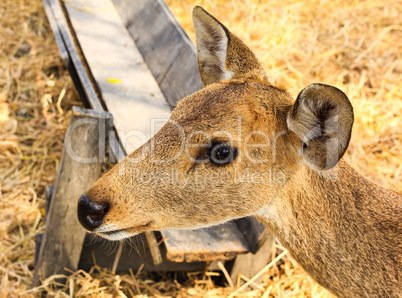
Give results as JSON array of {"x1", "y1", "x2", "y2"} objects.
[
  {"x1": 94, "y1": 223, "x2": 135, "y2": 241},
  {"x1": 94, "y1": 223, "x2": 120, "y2": 232},
  {"x1": 255, "y1": 205, "x2": 277, "y2": 223},
  {"x1": 98, "y1": 230, "x2": 132, "y2": 241},
  {"x1": 193, "y1": 8, "x2": 234, "y2": 83}
]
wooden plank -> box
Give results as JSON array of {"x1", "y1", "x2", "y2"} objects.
[
  {"x1": 163, "y1": 224, "x2": 249, "y2": 262},
  {"x1": 43, "y1": 0, "x2": 89, "y2": 108},
  {"x1": 235, "y1": 216, "x2": 270, "y2": 253},
  {"x1": 108, "y1": 130, "x2": 126, "y2": 162},
  {"x1": 63, "y1": 0, "x2": 171, "y2": 154},
  {"x1": 229, "y1": 238, "x2": 274, "y2": 287},
  {"x1": 47, "y1": 0, "x2": 104, "y2": 111},
  {"x1": 44, "y1": 185, "x2": 54, "y2": 220},
  {"x1": 78, "y1": 233, "x2": 206, "y2": 272},
  {"x1": 145, "y1": 231, "x2": 163, "y2": 265},
  {"x1": 229, "y1": 233, "x2": 274, "y2": 286},
  {"x1": 35, "y1": 233, "x2": 207, "y2": 272},
  {"x1": 113, "y1": 0, "x2": 203, "y2": 108},
  {"x1": 33, "y1": 107, "x2": 112, "y2": 286},
  {"x1": 45, "y1": 0, "x2": 126, "y2": 162},
  {"x1": 43, "y1": 0, "x2": 69, "y2": 65}
]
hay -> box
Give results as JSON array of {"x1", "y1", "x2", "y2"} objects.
[{"x1": 0, "y1": 0, "x2": 400, "y2": 297}]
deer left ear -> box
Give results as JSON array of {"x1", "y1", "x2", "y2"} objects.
[
  {"x1": 192, "y1": 6, "x2": 265, "y2": 86},
  {"x1": 287, "y1": 84, "x2": 354, "y2": 171}
]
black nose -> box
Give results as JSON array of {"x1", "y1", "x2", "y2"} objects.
[{"x1": 77, "y1": 194, "x2": 110, "y2": 231}]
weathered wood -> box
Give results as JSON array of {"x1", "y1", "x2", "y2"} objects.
[
  {"x1": 163, "y1": 224, "x2": 249, "y2": 262},
  {"x1": 43, "y1": 0, "x2": 68, "y2": 65},
  {"x1": 44, "y1": 185, "x2": 54, "y2": 220},
  {"x1": 228, "y1": 233, "x2": 274, "y2": 286},
  {"x1": 79, "y1": 233, "x2": 207, "y2": 272},
  {"x1": 44, "y1": 0, "x2": 126, "y2": 163},
  {"x1": 35, "y1": 233, "x2": 207, "y2": 272},
  {"x1": 33, "y1": 107, "x2": 112, "y2": 286},
  {"x1": 63, "y1": 0, "x2": 171, "y2": 154},
  {"x1": 235, "y1": 216, "x2": 270, "y2": 253},
  {"x1": 47, "y1": 0, "x2": 103, "y2": 111},
  {"x1": 113, "y1": 0, "x2": 203, "y2": 108},
  {"x1": 108, "y1": 130, "x2": 126, "y2": 163},
  {"x1": 145, "y1": 231, "x2": 163, "y2": 265},
  {"x1": 43, "y1": 0, "x2": 89, "y2": 108}
]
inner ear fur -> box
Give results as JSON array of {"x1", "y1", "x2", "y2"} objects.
[
  {"x1": 192, "y1": 6, "x2": 265, "y2": 86},
  {"x1": 287, "y1": 84, "x2": 354, "y2": 171}
]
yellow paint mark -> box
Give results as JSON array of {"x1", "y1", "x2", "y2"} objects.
[{"x1": 107, "y1": 78, "x2": 123, "y2": 84}]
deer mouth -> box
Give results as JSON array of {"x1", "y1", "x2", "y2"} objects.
[
  {"x1": 96, "y1": 228, "x2": 131, "y2": 241},
  {"x1": 95, "y1": 221, "x2": 154, "y2": 241}
]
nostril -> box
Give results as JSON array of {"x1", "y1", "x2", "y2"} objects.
[
  {"x1": 77, "y1": 194, "x2": 110, "y2": 231},
  {"x1": 88, "y1": 202, "x2": 109, "y2": 222}
]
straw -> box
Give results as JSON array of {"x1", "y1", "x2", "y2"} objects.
[{"x1": 1, "y1": 0, "x2": 400, "y2": 296}]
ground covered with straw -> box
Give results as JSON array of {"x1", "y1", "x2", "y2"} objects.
[{"x1": 0, "y1": 0, "x2": 400, "y2": 297}]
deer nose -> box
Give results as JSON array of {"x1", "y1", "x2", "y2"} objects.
[{"x1": 77, "y1": 194, "x2": 110, "y2": 231}]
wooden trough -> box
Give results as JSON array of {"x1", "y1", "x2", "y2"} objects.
[{"x1": 34, "y1": 0, "x2": 273, "y2": 287}]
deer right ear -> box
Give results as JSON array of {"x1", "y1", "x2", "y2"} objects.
[
  {"x1": 287, "y1": 84, "x2": 354, "y2": 171},
  {"x1": 192, "y1": 6, "x2": 265, "y2": 86}
]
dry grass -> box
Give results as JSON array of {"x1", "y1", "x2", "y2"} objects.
[{"x1": 0, "y1": 0, "x2": 400, "y2": 297}]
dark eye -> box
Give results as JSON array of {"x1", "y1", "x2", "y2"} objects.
[{"x1": 208, "y1": 142, "x2": 237, "y2": 165}]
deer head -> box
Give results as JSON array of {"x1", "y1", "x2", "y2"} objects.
[{"x1": 77, "y1": 6, "x2": 353, "y2": 241}]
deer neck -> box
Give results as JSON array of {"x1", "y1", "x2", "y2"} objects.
[{"x1": 257, "y1": 160, "x2": 402, "y2": 297}]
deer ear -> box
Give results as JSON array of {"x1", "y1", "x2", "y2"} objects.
[
  {"x1": 192, "y1": 6, "x2": 265, "y2": 86},
  {"x1": 287, "y1": 84, "x2": 354, "y2": 171}
]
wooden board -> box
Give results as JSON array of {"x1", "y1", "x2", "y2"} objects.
[
  {"x1": 44, "y1": 0, "x2": 127, "y2": 162},
  {"x1": 43, "y1": 0, "x2": 95, "y2": 110},
  {"x1": 235, "y1": 216, "x2": 271, "y2": 253},
  {"x1": 43, "y1": 0, "x2": 68, "y2": 65},
  {"x1": 63, "y1": 0, "x2": 171, "y2": 154},
  {"x1": 163, "y1": 224, "x2": 249, "y2": 262},
  {"x1": 229, "y1": 232, "x2": 274, "y2": 286},
  {"x1": 162, "y1": 224, "x2": 251, "y2": 262},
  {"x1": 35, "y1": 233, "x2": 207, "y2": 273},
  {"x1": 47, "y1": 0, "x2": 103, "y2": 111},
  {"x1": 33, "y1": 107, "x2": 112, "y2": 286},
  {"x1": 113, "y1": 0, "x2": 203, "y2": 108}
]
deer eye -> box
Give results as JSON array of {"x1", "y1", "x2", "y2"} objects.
[{"x1": 208, "y1": 142, "x2": 237, "y2": 165}]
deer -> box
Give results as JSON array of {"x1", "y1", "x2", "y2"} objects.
[{"x1": 77, "y1": 6, "x2": 401, "y2": 298}]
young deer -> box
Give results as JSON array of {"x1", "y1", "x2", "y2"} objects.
[{"x1": 77, "y1": 6, "x2": 401, "y2": 297}]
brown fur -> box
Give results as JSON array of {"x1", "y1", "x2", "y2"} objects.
[{"x1": 80, "y1": 6, "x2": 402, "y2": 298}]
